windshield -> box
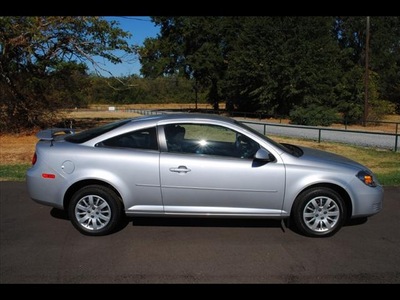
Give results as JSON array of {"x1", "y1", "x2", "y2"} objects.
[{"x1": 65, "y1": 119, "x2": 131, "y2": 144}]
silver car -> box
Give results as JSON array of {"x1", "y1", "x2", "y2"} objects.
[{"x1": 26, "y1": 113, "x2": 383, "y2": 237}]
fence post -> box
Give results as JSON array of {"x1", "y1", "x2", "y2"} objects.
[
  {"x1": 264, "y1": 124, "x2": 266, "y2": 136},
  {"x1": 318, "y1": 129, "x2": 322, "y2": 143}
]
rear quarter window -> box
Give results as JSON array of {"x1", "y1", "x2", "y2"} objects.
[
  {"x1": 98, "y1": 127, "x2": 158, "y2": 151},
  {"x1": 65, "y1": 119, "x2": 131, "y2": 144}
]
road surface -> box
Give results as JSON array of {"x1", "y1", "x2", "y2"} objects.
[{"x1": 1, "y1": 182, "x2": 399, "y2": 284}]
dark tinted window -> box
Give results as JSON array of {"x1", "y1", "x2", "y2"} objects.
[
  {"x1": 99, "y1": 127, "x2": 158, "y2": 151},
  {"x1": 65, "y1": 119, "x2": 131, "y2": 144}
]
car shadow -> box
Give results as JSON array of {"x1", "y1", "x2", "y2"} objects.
[
  {"x1": 345, "y1": 217, "x2": 368, "y2": 226},
  {"x1": 128, "y1": 216, "x2": 285, "y2": 230},
  {"x1": 50, "y1": 208, "x2": 286, "y2": 234},
  {"x1": 49, "y1": 207, "x2": 369, "y2": 236},
  {"x1": 50, "y1": 208, "x2": 69, "y2": 220},
  {"x1": 50, "y1": 209, "x2": 284, "y2": 230}
]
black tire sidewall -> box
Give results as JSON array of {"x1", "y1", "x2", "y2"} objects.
[
  {"x1": 69, "y1": 185, "x2": 122, "y2": 236},
  {"x1": 292, "y1": 187, "x2": 346, "y2": 237}
]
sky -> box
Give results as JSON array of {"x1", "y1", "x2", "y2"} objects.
[{"x1": 88, "y1": 16, "x2": 160, "y2": 77}]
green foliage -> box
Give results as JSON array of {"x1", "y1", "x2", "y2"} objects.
[
  {"x1": 334, "y1": 16, "x2": 400, "y2": 115},
  {"x1": 0, "y1": 16, "x2": 135, "y2": 133},
  {"x1": 366, "y1": 17, "x2": 400, "y2": 107},
  {"x1": 334, "y1": 65, "x2": 365, "y2": 124},
  {"x1": 139, "y1": 17, "x2": 239, "y2": 109},
  {"x1": 365, "y1": 71, "x2": 396, "y2": 123},
  {"x1": 229, "y1": 17, "x2": 341, "y2": 116},
  {"x1": 85, "y1": 75, "x2": 207, "y2": 105},
  {"x1": 137, "y1": 16, "x2": 399, "y2": 125},
  {"x1": 1, "y1": 16, "x2": 399, "y2": 132},
  {"x1": 289, "y1": 104, "x2": 340, "y2": 126},
  {"x1": 368, "y1": 99, "x2": 396, "y2": 123},
  {"x1": 338, "y1": 102, "x2": 364, "y2": 125}
]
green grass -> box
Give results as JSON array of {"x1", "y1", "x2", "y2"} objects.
[
  {"x1": 376, "y1": 172, "x2": 400, "y2": 186},
  {"x1": 0, "y1": 164, "x2": 30, "y2": 181}
]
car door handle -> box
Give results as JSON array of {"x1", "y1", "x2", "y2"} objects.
[{"x1": 169, "y1": 166, "x2": 191, "y2": 173}]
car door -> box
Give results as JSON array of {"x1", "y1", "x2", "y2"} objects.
[
  {"x1": 96, "y1": 126, "x2": 163, "y2": 212},
  {"x1": 159, "y1": 123, "x2": 286, "y2": 216}
]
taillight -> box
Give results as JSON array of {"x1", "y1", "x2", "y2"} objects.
[{"x1": 32, "y1": 152, "x2": 37, "y2": 165}]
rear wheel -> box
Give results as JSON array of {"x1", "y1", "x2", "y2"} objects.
[
  {"x1": 69, "y1": 185, "x2": 123, "y2": 236},
  {"x1": 292, "y1": 187, "x2": 346, "y2": 237}
]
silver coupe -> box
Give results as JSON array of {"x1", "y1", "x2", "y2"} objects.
[{"x1": 26, "y1": 113, "x2": 383, "y2": 237}]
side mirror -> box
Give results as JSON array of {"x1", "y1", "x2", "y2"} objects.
[{"x1": 254, "y1": 148, "x2": 274, "y2": 162}]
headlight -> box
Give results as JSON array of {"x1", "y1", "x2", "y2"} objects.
[{"x1": 356, "y1": 170, "x2": 377, "y2": 187}]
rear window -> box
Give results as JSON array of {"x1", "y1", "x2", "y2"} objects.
[{"x1": 65, "y1": 119, "x2": 131, "y2": 144}]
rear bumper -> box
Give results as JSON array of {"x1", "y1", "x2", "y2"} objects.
[{"x1": 26, "y1": 168, "x2": 65, "y2": 210}]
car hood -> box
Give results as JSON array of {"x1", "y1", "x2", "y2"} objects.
[{"x1": 297, "y1": 145, "x2": 367, "y2": 171}]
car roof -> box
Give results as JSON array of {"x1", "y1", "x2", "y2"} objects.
[{"x1": 129, "y1": 113, "x2": 237, "y2": 125}]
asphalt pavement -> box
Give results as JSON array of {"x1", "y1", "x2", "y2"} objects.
[{"x1": 1, "y1": 181, "x2": 400, "y2": 284}]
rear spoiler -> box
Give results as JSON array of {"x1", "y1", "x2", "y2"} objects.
[{"x1": 36, "y1": 128, "x2": 76, "y2": 141}]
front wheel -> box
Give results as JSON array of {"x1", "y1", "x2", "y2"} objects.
[
  {"x1": 292, "y1": 187, "x2": 346, "y2": 237},
  {"x1": 69, "y1": 185, "x2": 123, "y2": 236}
]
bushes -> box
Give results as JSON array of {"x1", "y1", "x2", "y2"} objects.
[{"x1": 290, "y1": 104, "x2": 340, "y2": 126}]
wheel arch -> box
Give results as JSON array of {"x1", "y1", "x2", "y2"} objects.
[
  {"x1": 292, "y1": 183, "x2": 353, "y2": 220},
  {"x1": 63, "y1": 179, "x2": 124, "y2": 210}
]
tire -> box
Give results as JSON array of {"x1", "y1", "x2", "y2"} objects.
[
  {"x1": 69, "y1": 185, "x2": 123, "y2": 236},
  {"x1": 292, "y1": 187, "x2": 346, "y2": 237}
]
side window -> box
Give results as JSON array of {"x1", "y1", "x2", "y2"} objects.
[
  {"x1": 165, "y1": 124, "x2": 186, "y2": 153},
  {"x1": 99, "y1": 127, "x2": 158, "y2": 151},
  {"x1": 165, "y1": 124, "x2": 259, "y2": 158},
  {"x1": 235, "y1": 133, "x2": 260, "y2": 159}
]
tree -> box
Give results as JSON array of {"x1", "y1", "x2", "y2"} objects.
[
  {"x1": 0, "y1": 16, "x2": 135, "y2": 132},
  {"x1": 334, "y1": 16, "x2": 400, "y2": 118},
  {"x1": 367, "y1": 17, "x2": 400, "y2": 114},
  {"x1": 139, "y1": 16, "x2": 240, "y2": 110},
  {"x1": 223, "y1": 17, "x2": 342, "y2": 118},
  {"x1": 138, "y1": 16, "x2": 399, "y2": 124}
]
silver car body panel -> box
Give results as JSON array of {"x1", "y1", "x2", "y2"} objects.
[
  {"x1": 26, "y1": 113, "x2": 383, "y2": 220},
  {"x1": 159, "y1": 152, "x2": 285, "y2": 215}
]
